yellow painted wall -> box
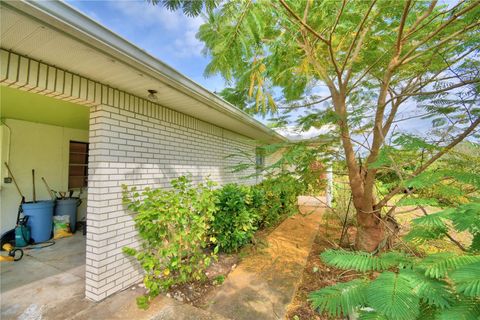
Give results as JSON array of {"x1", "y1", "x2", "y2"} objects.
[{"x1": 0, "y1": 119, "x2": 89, "y2": 234}]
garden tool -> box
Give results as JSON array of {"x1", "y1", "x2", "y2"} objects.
[
  {"x1": 32, "y1": 169, "x2": 36, "y2": 202},
  {"x1": 4, "y1": 162, "x2": 25, "y2": 203},
  {"x1": 1, "y1": 163, "x2": 28, "y2": 249},
  {"x1": 41, "y1": 177, "x2": 56, "y2": 200},
  {"x1": 0, "y1": 243, "x2": 23, "y2": 262}
]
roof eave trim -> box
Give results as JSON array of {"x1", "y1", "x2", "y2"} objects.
[{"x1": 11, "y1": 0, "x2": 286, "y2": 143}]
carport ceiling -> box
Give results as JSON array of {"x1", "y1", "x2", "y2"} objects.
[{"x1": 1, "y1": 86, "x2": 89, "y2": 130}]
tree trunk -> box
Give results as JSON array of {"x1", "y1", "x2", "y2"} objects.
[{"x1": 355, "y1": 210, "x2": 385, "y2": 252}]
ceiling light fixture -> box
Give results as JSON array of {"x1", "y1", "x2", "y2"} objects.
[{"x1": 147, "y1": 89, "x2": 158, "y2": 101}]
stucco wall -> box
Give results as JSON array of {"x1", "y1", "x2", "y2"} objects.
[
  {"x1": 85, "y1": 103, "x2": 258, "y2": 301},
  {"x1": 0, "y1": 119, "x2": 89, "y2": 234}
]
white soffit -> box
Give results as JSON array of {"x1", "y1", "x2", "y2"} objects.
[{"x1": 0, "y1": 1, "x2": 286, "y2": 143}]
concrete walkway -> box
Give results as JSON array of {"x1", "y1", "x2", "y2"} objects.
[{"x1": 204, "y1": 197, "x2": 325, "y2": 320}]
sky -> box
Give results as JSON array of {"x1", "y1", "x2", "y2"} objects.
[
  {"x1": 67, "y1": 0, "x2": 226, "y2": 93},
  {"x1": 66, "y1": 0, "x2": 442, "y2": 142}
]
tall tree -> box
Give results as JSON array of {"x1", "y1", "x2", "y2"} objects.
[{"x1": 155, "y1": 0, "x2": 480, "y2": 251}]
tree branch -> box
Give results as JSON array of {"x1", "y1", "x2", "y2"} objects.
[
  {"x1": 376, "y1": 117, "x2": 480, "y2": 208},
  {"x1": 402, "y1": 0, "x2": 438, "y2": 39},
  {"x1": 341, "y1": 0, "x2": 377, "y2": 81},
  {"x1": 399, "y1": 1, "x2": 480, "y2": 64},
  {"x1": 278, "y1": 0, "x2": 330, "y2": 46}
]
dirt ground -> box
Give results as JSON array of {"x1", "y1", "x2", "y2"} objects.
[
  {"x1": 165, "y1": 223, "x2": 281, "y2": 308},
  {"x1": 165, "y1": 252, "x2": 240, "y2": 306},
  {"x1": 285, "y1": 214, "x2": 359, "y2": 320}
]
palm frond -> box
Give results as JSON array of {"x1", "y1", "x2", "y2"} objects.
[
  {"x1": 435, "y1": 299, "x2": 480, "y2": 320},
  {"x1": 309, "y1": 279, "x2": 368, "y2": 318},
  {"x1": 366, "y1": 271, "x2": 420, "y2": 320},
  {"x1": 449, "y1": 261, "x2": 480, "y2": 297},
  {"x1": 418, "y1": 253, "x2": 480, "y2": 279},
  {"x1": 320, "y1": 250, "x2": 411, "y2": 272}
]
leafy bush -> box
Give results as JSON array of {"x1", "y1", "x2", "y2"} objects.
[
  {"x1": 309, "y1": 201, "x2": 480, "y2": 319},
  {"x1": 210, "y1": 175, "x2": 304, "y2": 252},
  {"x1": 255, "y1": 178, "x2": 283, "y2": 228},
  {"x1": 256, "y1": 175, "x2": 305, "y2": 227},
  {"x1": 122, "y1": 176, "x2": 218, "y2": 308},
  {"x1": 210, "y1": 184, "x2": 257, "y2": 252}
]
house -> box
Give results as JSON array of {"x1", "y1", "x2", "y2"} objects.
[{"x1": 0, "y1": 0, "x2": 285, "y2": 302}]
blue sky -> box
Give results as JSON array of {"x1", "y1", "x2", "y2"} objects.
[
  {"x1": 67, "y1": 0, "x2": 437, "y2": 141},
  {"x1": 67, "y1": 0, "x2": 227, "y2": 93}
]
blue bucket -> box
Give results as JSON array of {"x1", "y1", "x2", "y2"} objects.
[
  {"x1": 55, "y1": 198, "x2": 81, "y2": 233},
  {"x1": 22, "y1": 200, "x2": 55, "y2": 243}
]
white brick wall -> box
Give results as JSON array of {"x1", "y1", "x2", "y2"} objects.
[{"x1": 85, "y1": 103, "x2": 258, "y2": 301}]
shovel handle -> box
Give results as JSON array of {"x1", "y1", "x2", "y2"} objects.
[{"x1": 4, "y1": 162, "x2": 24, "y2": 200}]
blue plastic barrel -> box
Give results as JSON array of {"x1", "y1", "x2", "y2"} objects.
[
  {"x1": 55, "y1": 198, "x2": 81, "y2": 233},
  {"x1": 22, "y1": 200, "x2": 55, "y2": 243}
]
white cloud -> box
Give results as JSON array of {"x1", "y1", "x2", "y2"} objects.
[
  {"x1": 110, "y1": 0, "x2": 205, "y2": 57},
  {"x1": 173, "y1": 15, "x2": 205, "y2": 57},
  {"x1": 275, "y1": 125, "x2": 334, "y2": 141},
  {"x1": 111, "y1": 0, "x2": 182, "y2": 30}
]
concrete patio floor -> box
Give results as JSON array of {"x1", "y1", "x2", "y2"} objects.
[
  {"x1": 1, "y1": 231, "x2": 86, "y2": 319},
  {"x1": 0, "y1": 228, "x2": 222, "y2": 320}
]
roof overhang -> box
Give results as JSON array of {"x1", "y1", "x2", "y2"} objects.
[{"x1": 0, "y1": 0, "x2": 286, "y2": 143}]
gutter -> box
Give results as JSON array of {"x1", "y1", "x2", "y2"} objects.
[{"x1": 4, "y1": 0, "x2": 286, "y2": 143}]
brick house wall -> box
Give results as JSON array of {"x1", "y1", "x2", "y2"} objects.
[
  {"x1": 85, "y1": 103, "x2": 258, "y2": 301},
  {"x1": 0, "y1": 49, "x2": 267, "y2": 301}
]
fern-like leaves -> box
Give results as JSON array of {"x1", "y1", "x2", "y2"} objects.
[
  {"x1": 320, "y1": 250, "x2": 411, "y2": 272},
  {"x1": 402, "y1": 269, "x2": 455, "y2": 308},
  {"x1": 308, "y1": 279, "x2": 368, "y2": 317},
  {"x1": 418, "y1": 253, "x2": 480, "y2": 278},
  {"x1": 366, "y1": 271, "x2": 420, "y2": 320},
  {"x1": 358, "y1": 309, "x2": 389, "y2": 320},
  {"x1": 435, "y1": 299, "x2": 480, "y2": 320},
  {"x1": 449, "y1": 261, "x2": 480, "y2": 297}
]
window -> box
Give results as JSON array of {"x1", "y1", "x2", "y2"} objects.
[
  {"x1": 255, "y1": 147, "x2": 265, "y2": 172},
  {"x1": 68, "y1": 141, "x2": 89, "y2": 189}
]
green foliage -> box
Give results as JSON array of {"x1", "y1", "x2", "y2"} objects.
[
  {"x1": 405, "y1": 201, "x2": 480, "y2": 252},
  {"x1": 211, "y1": 175, "x2": 305, "y2": 252},
  {"x1": 211, "y1": 184, "x2": 257, "y2": 252},
  {"x1": 256, "y1": 175, "x2": 305, "y2": 227},
  {"x1": 122, "y1": 176, "x2": 218, "y2": 308},
  {"x1": 367, "y1": 271, "x2": 420, "y2": 320},
  {"x1": 450, "y1": 261, "x2": 480, "y2": 297},
  {"x1": 158, "y1": 0, "x2": 480, "y2": 254},
  {"x1": 418, "y1": 253, "x2": 480, "y2": 279},
  {"x1": 263, "y1": 142, "x2": 331, "y2": 196},
  {"x1": 310, "y1": 250, "x2": 480, "y2": 319},
  {"x1": 321, "y1": 250, "x2": 411, "y2": 272},
  {"x1": 309, "y1": 279, "x2": 368, "y2": 317},
  {"x1": 150, "y1": 0, "x2": 218, "y2": 17}
]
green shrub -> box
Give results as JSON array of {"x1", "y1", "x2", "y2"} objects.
[
  {"x1": 211, "y1": 184, "x2": 258, "y2": 252},
  {"x1": 122, "y1": 176, "x2": 218, "y2": 309},
  {"x1": 256, "y1": 178, "x2": 283, "y2": 227},
  {"x1": 256, "y1": 175, "x2": 305, "y2": 227},
  {"x1": 277, "y1": 175, "x2": 306, "y2": 215}
]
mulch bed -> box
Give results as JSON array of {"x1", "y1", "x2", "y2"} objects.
[
  {"x1": 286, "y1": 215, "x2": 360, "y2": 320},
  {"x1": 165, "y1": 252, "x2": 240, "y2": 307},
  {"x1": 164, "y1": 224, "x2": 278, "y2": 308}
]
